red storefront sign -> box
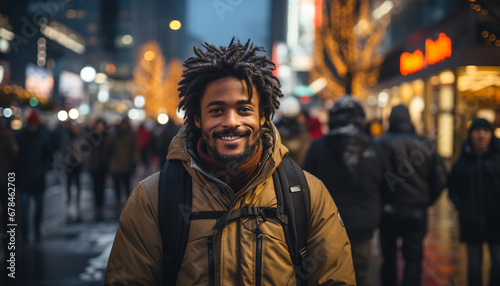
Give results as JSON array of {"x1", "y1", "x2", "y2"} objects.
[{"x1": 400, "y1": 33, "x2": 452, "y2": 76}]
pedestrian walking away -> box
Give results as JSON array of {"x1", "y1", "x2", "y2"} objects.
[
  {"x1": 303, "y1": 95, "x2": 384, "y2": 286},
  {"x1": 104, "y1": 38, "x2": 356, "y2": 285},
  {"x1": 376, "y1": 104, "x2": 447, "y2": 286}
]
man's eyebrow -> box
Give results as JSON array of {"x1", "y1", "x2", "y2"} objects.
[
  {"x1": 205, "y1": 101, "x2": 225, "y2": 108},
  {"x1": 205, "y1": 99, "x2": 254, "y2": 108},
  {"x1": 237, "y1": 99, "x2": 254, "y2": 106}
]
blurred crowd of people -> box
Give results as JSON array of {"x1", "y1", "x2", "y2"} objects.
[
  {"x1": 0, "y1": 111, "x2": 181, "y2": 245},
  {"x1": 278, "y1": 95, "x2": 499, "y2": 286}
]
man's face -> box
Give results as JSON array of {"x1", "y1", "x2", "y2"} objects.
[
  {"x1": 470, "y1": 127, "x2": 492, "y2": 153},
  {"x1": 195, "y1": 77, "x2": 265, "y2": 163}
]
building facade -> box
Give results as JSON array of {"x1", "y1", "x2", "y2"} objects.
[{"x1": 366, "y1": 0, "x2": 500, "y2": 161}]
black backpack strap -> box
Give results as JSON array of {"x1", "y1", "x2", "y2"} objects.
[
  {"x1": 273, "y1": 155, "x2": 311, "y2": 284},
  {"x1": 158, "y1": 160, "x2": 192, "y2": 285}
]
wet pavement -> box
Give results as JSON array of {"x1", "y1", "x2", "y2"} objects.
[
  {"x1": 1, "y1": 169, "x2": 489, "y2": 285},
  {"x1": 1, "y1": 170, "x2": 127, "y2": 286}
]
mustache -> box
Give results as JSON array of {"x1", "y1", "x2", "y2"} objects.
[{"x1": 214, "y1": 129, "x2": 251, "y2": 137}]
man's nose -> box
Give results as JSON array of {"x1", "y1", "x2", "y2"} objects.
[{"x1": 223, "y1": 110, "x2": 240, "y2": 128}]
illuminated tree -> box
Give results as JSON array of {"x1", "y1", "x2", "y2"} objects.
[
  {"x1": 133, "y1": 41, "x2": 166, "y2": 117},
  {"x1": 163, "y1": 59, "x2": 184, "y2": 123},
  {"x1": 311, "y1": 0, "x2": 391, "y2": 99}
]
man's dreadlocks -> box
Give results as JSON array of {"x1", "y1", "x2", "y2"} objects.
[{"x1": 178, "y1": 38, "x2": 283, "y2": 131}]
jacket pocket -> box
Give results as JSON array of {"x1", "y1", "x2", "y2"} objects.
[{"x1": 242, "y1": 217, "x2": 296, "y2": 285}]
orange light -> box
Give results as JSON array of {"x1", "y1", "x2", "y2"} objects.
[
  {"x1": 105, "y1": 63, "x2": 116, "y2": 74},
  {"x1": 400, "y1": 33, "x2": 452, "y2": 76},
  {"x1": 144, "y1": 51, "x2": 155, "y2": 61},
  {"x1": 425, "y1": 33, "x2": 452, "y2": 65},
  {"x1": 400, "y1": 50, "x2": 424, "y2": 76},
  {"x1": 315, "y1": 0, "x2": 323, "y2": 27}
]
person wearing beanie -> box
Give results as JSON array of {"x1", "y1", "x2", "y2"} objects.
[
  {"x1": 303, "y1": 95, "x2": 384, "y2": 286},
  {"x1": 16, "y1": 110, "x2": 53, "y2": 243},
  {"x1": 448, "y1": 118, "x2": 500, "y2": 286},
  {"x1": 376, "y1": 104, "x2": 447, "y2": 286}
]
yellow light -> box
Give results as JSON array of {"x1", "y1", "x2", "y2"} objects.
[
  {"x1": 496, "y1": 40, "x2": 500, "y2": 47},
  {"x1": 482, "y1": 31, "x2": 489, "y2": 38},
  {"x1": 144, "y1": 51, "x2": 155, "y2": 61},
  {"x1": 169, "y1": 20, "x2": 181, "y2": 31},
  {"x1": 465, "y1": 65, "x2": 478, "y2": 73},
  {"x1": 489, "y1": 34, "x2": 496, "y2": 41},
  {"x1": 439, "y1": 70, "x2": 455, "y2": 85}
]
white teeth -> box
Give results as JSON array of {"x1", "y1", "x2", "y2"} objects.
[{"x1": 221, "y1": 136, "x2": 240, "y2": 141}]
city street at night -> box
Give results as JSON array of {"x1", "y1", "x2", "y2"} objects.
[{"x1": 1, "y1": 0, "x2": 500, "y2": 285}]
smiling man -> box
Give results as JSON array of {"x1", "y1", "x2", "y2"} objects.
[{"x1": 104, "y1": 39, "x2": 355, "y2": 285}]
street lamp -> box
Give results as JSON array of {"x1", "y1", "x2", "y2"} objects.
[{"x1": 169, "y1": 20, "x2": 181, "y2": 31}]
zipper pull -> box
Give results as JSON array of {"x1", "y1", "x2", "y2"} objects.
[{"x1": 254, "y1": 210, "x2": 263, "y2": 238}]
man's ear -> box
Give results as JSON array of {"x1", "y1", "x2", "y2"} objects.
[
  {"x1": 195, "y1": 114, "x2": 201, "y2": 129},
  {"x1": 260, "y1": 116, "x2": 265, "y2": 126}
]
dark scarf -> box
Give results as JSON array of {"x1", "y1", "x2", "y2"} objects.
[{"x1": 197, "y1": 138, "x2": 263, "y2": 194}]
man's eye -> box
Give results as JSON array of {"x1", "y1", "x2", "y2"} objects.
[
  {"x1": 240, "y1": 107, "x2": 251, "y2": 112},
  {"x1": 209, "y1": 108, "x2": 222, "y2": 114}
]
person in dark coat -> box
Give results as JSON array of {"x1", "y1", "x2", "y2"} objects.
[
  {"x1": 303, "y1": 95, "x2": 383, "y2": 286},
  {"x1": 448, "y1": 118, "x2": 500, "y2": 286},
  {"x1": 88, "y1": 118, "x2": 108, "y2": 220},
  {"x1": 16, "y1": 111, "x2": 53, "y2": 242},
  {"x1": 107, "y1": 118, "x2": 139, "y2": 205},
  {"x1": 60, "y1": 123, "x2": 84, "y2": 208},
  {"x1": 376, "y1": 104, "x2": 447, "y2": 286}
]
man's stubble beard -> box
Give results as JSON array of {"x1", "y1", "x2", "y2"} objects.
[{"x1": 201, "y1": 126, "x2": 263, "y2": 166}]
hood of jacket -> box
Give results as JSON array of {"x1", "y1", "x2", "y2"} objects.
[{"x1": 388, "y1": 104, "x2": 415, "y2": 133}]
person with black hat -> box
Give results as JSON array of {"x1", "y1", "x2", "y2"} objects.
[
  {"x1": 376, "y1": 104, "x2": 447, "y2": 286},
  {"x1": 303, "y1": 95, "x2": 384, "y2": 286},
  {"x1": 448, "y1": 118, "x2": 500, "y2": 286}
]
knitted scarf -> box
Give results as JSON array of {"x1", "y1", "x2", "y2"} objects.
[{"x1": 197, "y1": 138, "x2": 262, "y2": 194}]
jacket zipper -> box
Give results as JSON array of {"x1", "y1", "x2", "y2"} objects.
[
  {"x1": 255, "y1": 215, "x2": 263, "y2": 286},
  {"x1": 207, "y1": 236, "x2": 215, "y2": 286}
]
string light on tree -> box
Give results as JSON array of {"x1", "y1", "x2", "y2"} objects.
[{"x1": 311, "y1": 0, "x2": 391, "y2": 99}]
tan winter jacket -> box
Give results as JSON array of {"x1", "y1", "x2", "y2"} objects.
[{"x1": 104, "y1": 123, "x2": 355, "y2": 285}]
